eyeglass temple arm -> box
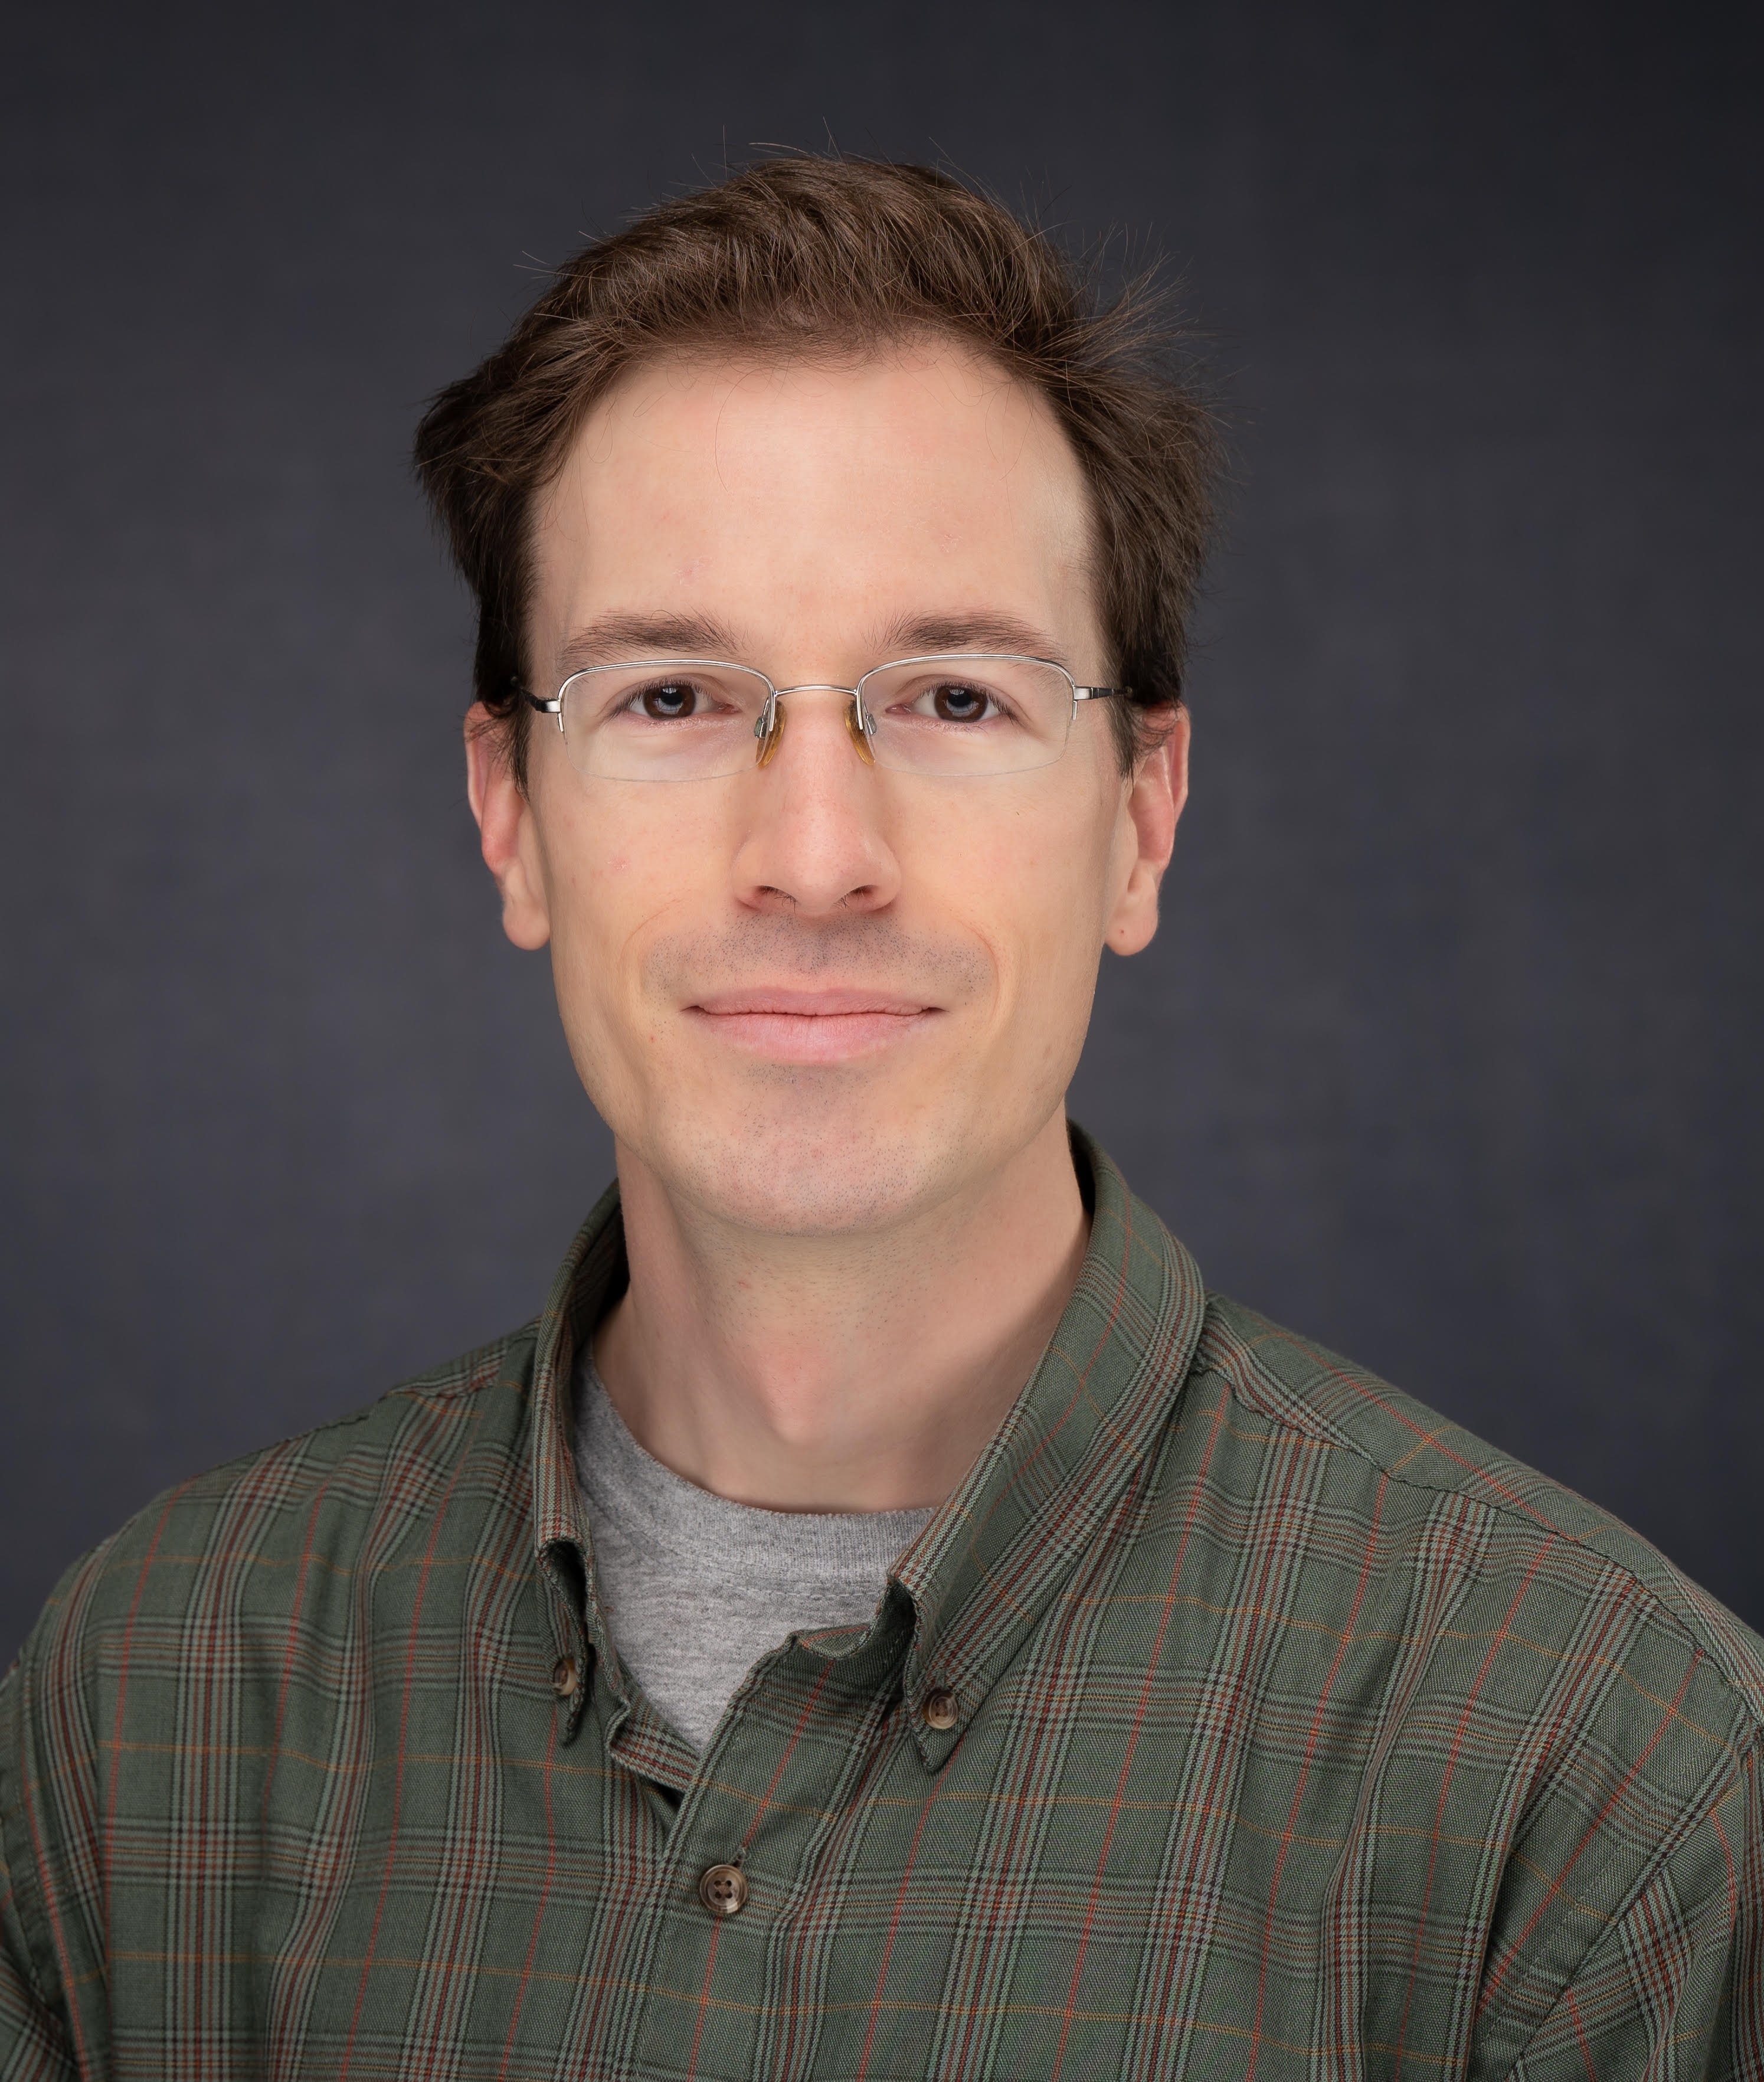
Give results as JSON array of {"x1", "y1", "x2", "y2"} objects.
[
  {"x1": 513, "y1": 681, "x2": 565, "y2": 727},
  {"x1": 1072, "y1": 685, "x2": 1127, "y2": 702}
]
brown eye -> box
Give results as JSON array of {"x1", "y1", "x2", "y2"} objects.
[
  {"x1": 640, "y1": 680, "x2": 698, "y2": 720},
  {"x1": 931, "y1": 682, "x2": 990, "y2": 723}
]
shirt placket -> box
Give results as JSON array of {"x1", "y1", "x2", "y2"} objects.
[{"x1": 616, "y1": 1607, "x2": 914, "y2": 2081}]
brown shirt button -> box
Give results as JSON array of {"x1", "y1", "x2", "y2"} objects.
[
  {"x1": 698, "y1": 1862, "x2": 748, "y2": 1917},
  {"x1": 921, "y1": 1686, "x2": 960, "y2": 1731},
  {"x1": 550, "y1": 1655, "x2": 580, "y2": 1699}
]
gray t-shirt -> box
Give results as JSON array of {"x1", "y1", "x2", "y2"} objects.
[{"x1": 574, "y1": 1359, "x2": 935, "y2": 1751}]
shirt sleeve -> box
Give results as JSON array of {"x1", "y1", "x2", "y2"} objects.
[
  {"x1": 1505, "y1": 1741, "x2": 1764, "y2": 2082},
  {"x1": 0, "y1": 1671, "x2": 76, "y2": 2082},
  {"x1": 0, "y1": 1832, "x2": 73, "y2": 2080}
]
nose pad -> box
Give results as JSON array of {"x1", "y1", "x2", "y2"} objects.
[
  {"x1": 754, "y1": 694, "x2": 786, "y2": 769},
  {"x1": 751, "y1": 691, "x2": 876, "y2": 769}
]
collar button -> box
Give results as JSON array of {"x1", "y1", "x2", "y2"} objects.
[
  {"x1": 551, "y1": 1655, "x2": 581, "y2": 1699},
  {"x1": 921, "y1": 1686, "x2": 960, "y2": 1731}
]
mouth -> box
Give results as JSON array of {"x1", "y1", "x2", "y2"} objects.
[{"x1": 684, "y1": 985, "x2": 942, "y2": 1064}]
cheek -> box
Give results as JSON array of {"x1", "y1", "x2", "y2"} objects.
[
  {"x1": 924, "y1": 792, "x2": 1114, "y2": 1008},
  {"x1": 537, "y1": 798, "x2": 700, "y2": 1006}
]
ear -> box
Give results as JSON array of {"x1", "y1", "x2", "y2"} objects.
[
  {"x1": 1104, "y1": 704, "x2": 1190, "y2": 957},
  {"x1": 465, "y1": 706, "x2": 552, "y2": 950}
]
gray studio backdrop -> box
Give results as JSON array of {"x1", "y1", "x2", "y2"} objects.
[{"x1": 4, "y1": 0, "x2": 1760, "y2": 1657}]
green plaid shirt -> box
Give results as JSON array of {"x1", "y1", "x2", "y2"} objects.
[{"x1": 5, "y1": 1132, "x2": 1762, "y2": 2080}]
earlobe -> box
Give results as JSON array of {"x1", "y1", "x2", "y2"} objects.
[{"x1": 465, "y1": 706, "x2": 552, "y2": 951}]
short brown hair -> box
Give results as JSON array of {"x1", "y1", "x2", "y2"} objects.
[{"x1": 413, "y1": 156, "x2": 1221, "y2": 779}]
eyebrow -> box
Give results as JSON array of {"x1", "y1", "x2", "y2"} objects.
[
  {"x1": 555, "y1": 612, "x2": 742, "y2": 678},
  {"x1": 878, "y1": 612, "x2": 1071, "y2": 669},
  {"x1": 551, "y1": 607, "x2": 1072, "y2": 683}
]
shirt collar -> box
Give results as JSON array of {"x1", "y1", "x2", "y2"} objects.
[
  {"x1": 525, "y1": 1125, "x2": 1208, "y2": 1767},
  {"x1": 888, "y1": 1125, "x2": 1207, "y2": 1764},
  {"x1": 528, "y1": 1174, "x2": 624, "y2": 1568}
]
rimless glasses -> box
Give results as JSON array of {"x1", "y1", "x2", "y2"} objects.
[{"x1": 521, "y1": 653, "x2": 1128, "y2": 782}]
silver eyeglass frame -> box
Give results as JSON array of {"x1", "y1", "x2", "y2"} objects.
[{"x1": 519, "y1": 653, "x2": 1128, "y2": 773}]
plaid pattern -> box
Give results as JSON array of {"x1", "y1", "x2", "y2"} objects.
[{"x1": 4, "y1": 1129, "x2": 1762, "y2": 2080}]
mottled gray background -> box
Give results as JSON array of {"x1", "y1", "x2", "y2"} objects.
[{"x1": 4, "y1": 0, "x2": 1759, "y2": 1658}]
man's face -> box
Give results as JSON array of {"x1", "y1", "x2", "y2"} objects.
[{"x1": 473, "y1": 339, "x2": 1184, "y2": 1235}]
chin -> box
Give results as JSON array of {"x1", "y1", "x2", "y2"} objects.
[{"x1": 649, "y1": 1100, "x2": 971, "y2": 1238}]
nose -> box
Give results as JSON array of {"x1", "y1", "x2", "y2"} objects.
[{"x1": 730, "y1": 688, "x2": 901, "y2": 919}]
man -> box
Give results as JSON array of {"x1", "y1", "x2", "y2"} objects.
[{"x1": 3, "y1": 158, "x2": 1760, "y2": 2082}]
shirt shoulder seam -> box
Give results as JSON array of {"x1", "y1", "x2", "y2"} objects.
[{"x1": 1193, "y1": 1297, "x2": 1764, "y2": 1740}]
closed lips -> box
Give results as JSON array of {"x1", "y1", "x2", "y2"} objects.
[
  {"x1": 688, "y1": 989, "x2": 936, "y2": 1017},
  {"x1": 685, "y1": 990, "x2": 941, "y2": 1061}
]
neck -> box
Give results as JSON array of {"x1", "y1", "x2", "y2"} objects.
[{"x1": 592, "y1": 1110, "x2": 1088, "y2": 1512}]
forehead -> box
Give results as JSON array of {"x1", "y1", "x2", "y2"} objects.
[{"x1": 528, "y1": 341, "x2": 1100, "y2": 670}]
